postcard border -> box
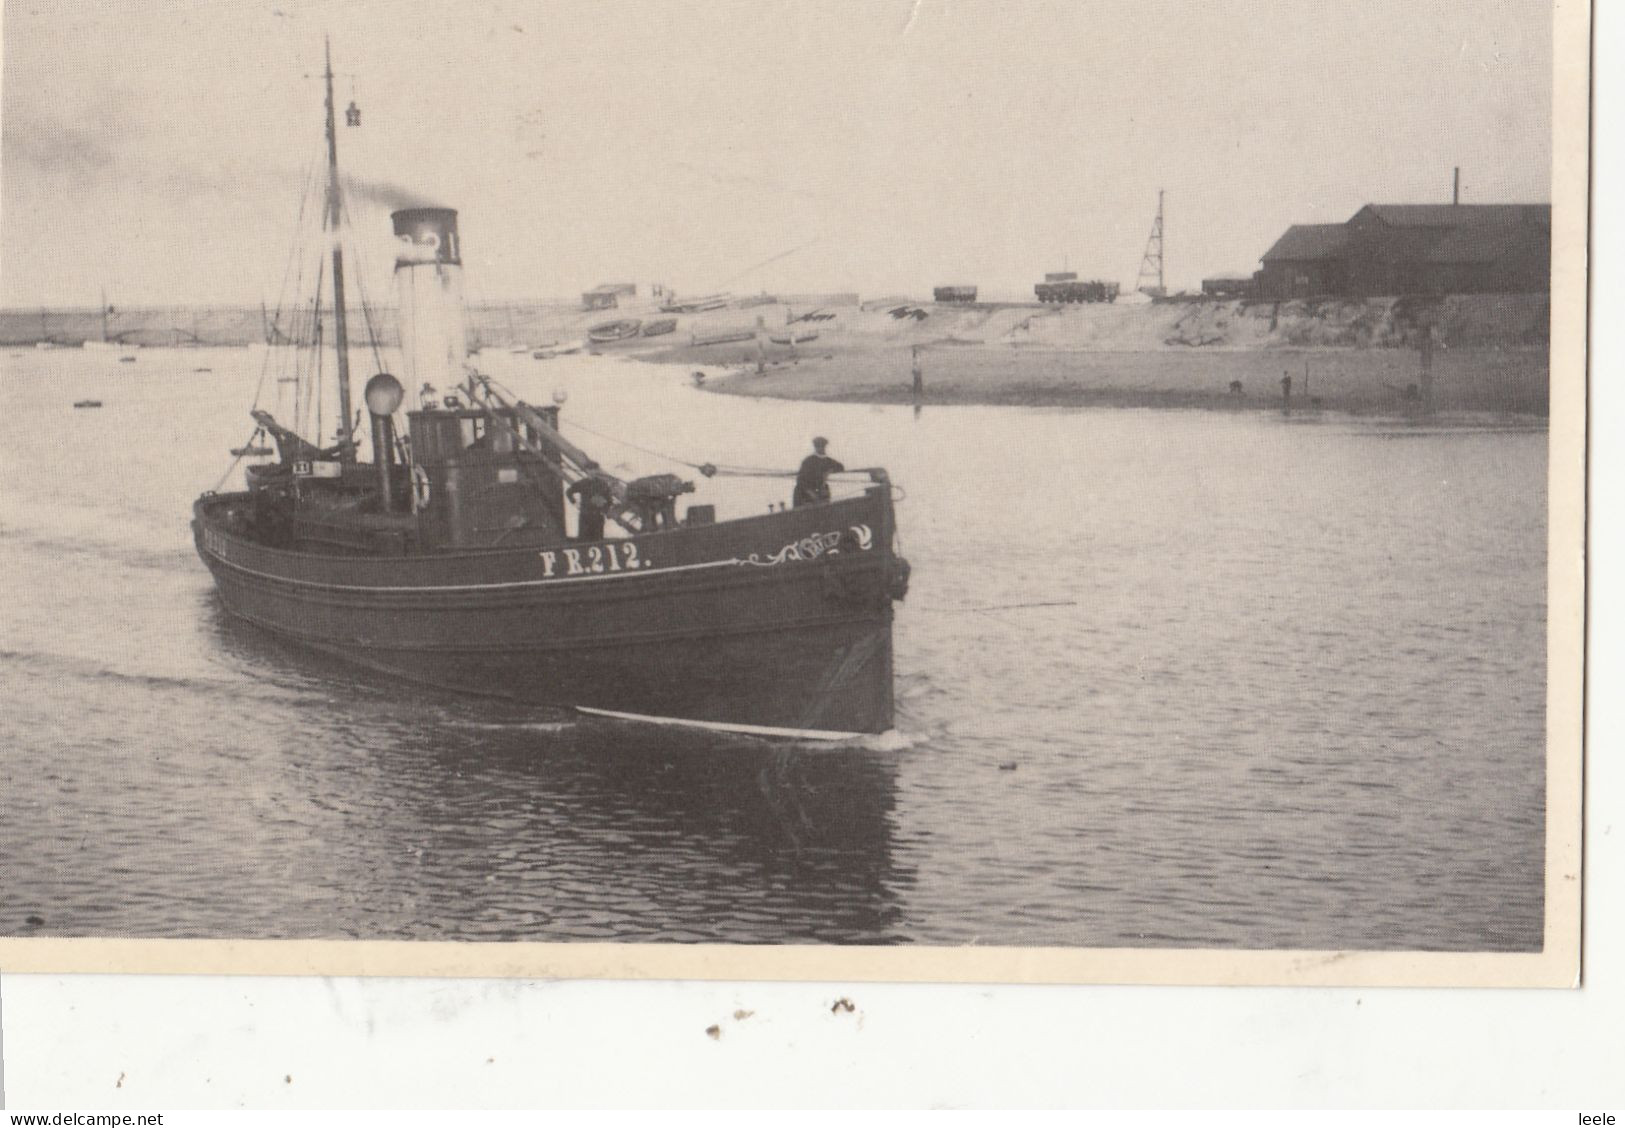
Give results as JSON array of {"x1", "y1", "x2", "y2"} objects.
[{"x1": 0, "y1": 0, "x2": 1589, "y2": 989}]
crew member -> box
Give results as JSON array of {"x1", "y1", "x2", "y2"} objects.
[
  {"x1": 566, "y1": 466, "x2": 615, "y2": 541},
  {"x1": 792, "y1": 437, "x2": 844, "y2": 508}
]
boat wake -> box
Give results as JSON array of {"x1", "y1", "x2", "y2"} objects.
[
  {"x1": 0, "y1": 646, "x2": 290, "y2": 704},
  {"x1": 856, "y1": 728, "x2": 916, "y2": 753},
  {"x1": 3, "y1": 493, "x2": 194, "y2": 573},
  {"x1": 444, "y1": 719, "x2": 578, "y2": 734}
]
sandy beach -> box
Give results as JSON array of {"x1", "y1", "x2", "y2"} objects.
[
  {"x1": 636, "y1": 294, "x2": 1551, "y2": 417},
  {"x1": 5, "y1": 292, "x2": 1550, "y2": 417},
  {"x1": 668, "y1": 341, "x2": 1549, "y2": 416}
]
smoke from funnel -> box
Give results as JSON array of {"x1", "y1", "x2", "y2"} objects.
[{"x1": 345, "y1": 176, "x2": 444, "y2": 211}]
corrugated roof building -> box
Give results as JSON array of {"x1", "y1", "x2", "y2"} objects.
[
  {"x1": 1259, "y1": 224, "x2": 1351, "y2": 298},
  {"x1": 1256, "y1": 204, "x2": 1550, "y2": 300},
  {"x1": 582, "y1": 282, "x2": 637, "y2": 310}
]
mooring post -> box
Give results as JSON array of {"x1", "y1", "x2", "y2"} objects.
[
  {"x1": 1280, "y1": 371, "x2": 1293, "y2": 414},
  {"x1": 1419, "y1": 323, "x2": 1435, "y2": 412},
  {"x1": 912, "y1": 345, "x2": 924, "y2": 399}
]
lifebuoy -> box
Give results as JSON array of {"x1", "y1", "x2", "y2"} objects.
[{"x1": 412, "y1": 464, "x2": 431, "y2": 511}]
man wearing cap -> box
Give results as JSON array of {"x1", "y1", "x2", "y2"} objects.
[
  {"x1": 792, "y1": 437, "x2": 844, "y2": 508},
  {"x1": 566, "y1": 462, "x2": 615, "y2": 541}
]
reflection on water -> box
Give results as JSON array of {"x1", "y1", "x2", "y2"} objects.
[
  {"x1": 0, "y1": 347, "x2": 1547, "y2": 949},
  {"x1": 121, "y1": 604, "x2": 909, "y2": 943}
]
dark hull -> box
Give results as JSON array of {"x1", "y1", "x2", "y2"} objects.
[{"x1": 194, "y1": 490, "x2": 902, "y2": 734}]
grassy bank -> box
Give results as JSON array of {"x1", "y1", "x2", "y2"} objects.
[{"x1": 668, "y1": 342, "x2": 1549, "y2": 417}]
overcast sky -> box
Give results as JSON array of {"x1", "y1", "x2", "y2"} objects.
[{"x1": 2, "y1": 0, "x2": 1554, "y2": 306}]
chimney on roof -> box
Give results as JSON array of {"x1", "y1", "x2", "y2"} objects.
[{"x1": 1453, "y1": 167, "x2": 1460, "y2": 205}]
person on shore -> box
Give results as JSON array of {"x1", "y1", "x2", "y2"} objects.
[
  {"x1": 567, "y1": 465, "x2": 615, "y2": 541},
  {"x1": 793, "y1": 437, "x2": 844, "y2": 507}
]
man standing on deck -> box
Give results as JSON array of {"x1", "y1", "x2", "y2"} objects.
[
  {"x1": 793, "y1": 437, "x2": 844, "y2": 507},
  {"x1": 567, "y1": 465, "x2": 615, "y2": 541}
]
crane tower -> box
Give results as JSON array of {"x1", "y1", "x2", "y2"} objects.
[{"x1": 1136, "y1": 190, "x2": 1166, "y2": 298}]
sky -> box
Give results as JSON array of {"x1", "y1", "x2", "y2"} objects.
[{"x1": 1, "y1": 0, "x2": 1555, "y2": 306}]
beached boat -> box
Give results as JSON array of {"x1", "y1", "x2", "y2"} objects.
[
  {"x1": 641, "y1": 317, "x2": 677, "y2": 337},
  {"x1": 769, "y1": 330, "x2": 819, "y2": 346},
  {"x1": 190, "y1": 44, "x2": 909, "y2": 736},
  {"x1": 587, "y1": 318, "x2": 642, "y2": 343},
  {"x1": 660, "y1": 294, "x2": 729, "y2": 314},
  {"x1": 73, "y1": 399, "x2": 103, "y2": 409},
  {"x1": 690, "y1": 330, "x2": 756, "y2": 347},
  {"x1": 532, "y1": 341, "x2": 583, "y2": 359}
]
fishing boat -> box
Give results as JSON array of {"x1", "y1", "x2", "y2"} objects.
[
  {"x1": 769, "y1": 330, "x2": 819, "y2": 346},
  {"x1": 641, "y1": 317, "x2": 677, "y2": 337},
  {"x1": 73, "y1": 399, "x2": 103, "y2": 409},
  {"x1": 586, "y1": 318, "x2": 641, "y2": 344},
  {"x1": 190, "y1": 43, "x2": 910, "y2": 737}
]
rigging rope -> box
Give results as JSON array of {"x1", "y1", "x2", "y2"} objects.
[
  {"x1": 475, "y1": 374, "x2": 891, "y2": 486},
  {"x1": 210, "y1": 423, "x2": 266, "y2": 492},
  {"x1": 336, "y1": 175, "x2": 390, "y2": 376},
  {"x1": 253, "y1": 158, "x2": 317, "y2": 418},
  {"x1": 277, "y1": 160, "x2": 325, "y2": 430},
  {"x1": 229, "y1": 156, "x2": 323, "y2": 485},
  {"x1": 554, "y1": 413, "x2": 732, "y2": 475},
  {"x1": 714, "y1": 236, "x2": 822, "y2": 290},
  {"x1": 471, "y1": 373, "x2": 754, "y2": 479},
  {"x1": 312, "y1": 261, "x2": 326, "y2": 444}
]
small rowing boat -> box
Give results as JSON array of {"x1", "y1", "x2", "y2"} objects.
[{"x1": 587, "y1": 319, "x2": 641, "y2": 343}]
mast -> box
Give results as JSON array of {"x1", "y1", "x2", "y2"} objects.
[
  {"x1": 323, "y1": 37, "x2": 356, "y2": 461},
  {"x1": 100, "y1": 288, "x2": 109, "y2": 343}
]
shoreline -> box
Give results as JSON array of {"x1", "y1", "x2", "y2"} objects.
[{"x1": 642, "y1": 342, "x2": 1550, "y2": 419}]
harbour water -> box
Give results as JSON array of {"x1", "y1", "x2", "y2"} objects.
[{"x1": 0, "y1": 347, "x2": 1547, "y2": 949}]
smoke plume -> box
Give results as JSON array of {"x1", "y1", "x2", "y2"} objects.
[{"x1": 341, "y1": 176, "x2": 444, "y2": 211}]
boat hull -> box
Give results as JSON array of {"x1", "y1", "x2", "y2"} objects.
[
  {"x1": 586, "y1": 319, "x2": 641, "y2": 343},
  {"x1": 194, "y1": 491, "x2": 902, "y2": 734}
]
